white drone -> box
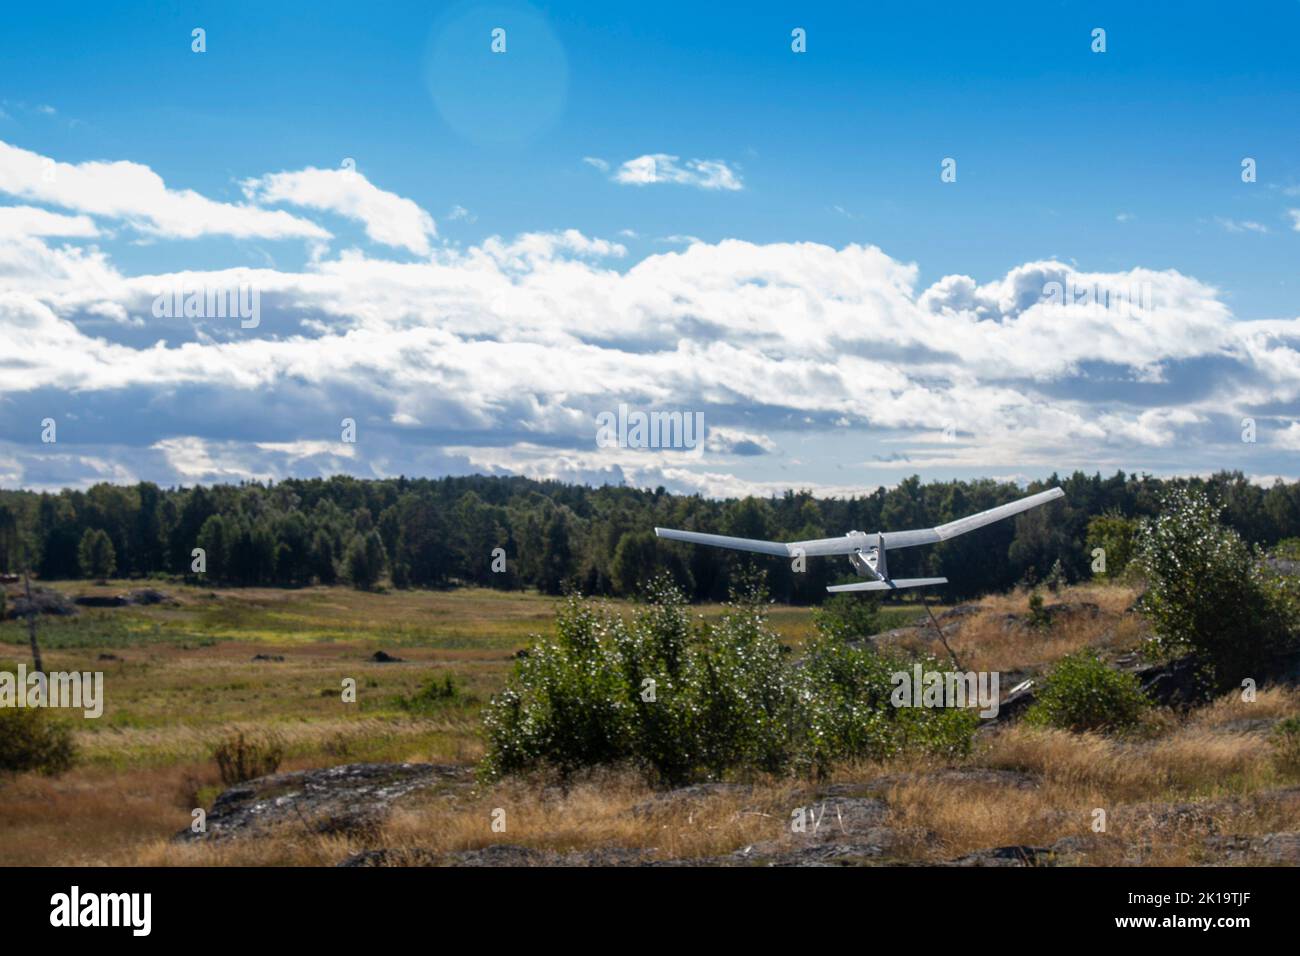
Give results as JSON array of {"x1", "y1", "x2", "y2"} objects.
[{"x1": 655, "y1": 487, "x2": 1065, "y2": 593}]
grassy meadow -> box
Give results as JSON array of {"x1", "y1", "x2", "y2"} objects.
[
  {"x1": 3, "y1": 580, "x2": 1299, "y2": 867},
  {"x1": 0, "y1": 581, "x2": 931, "y2": 865}
]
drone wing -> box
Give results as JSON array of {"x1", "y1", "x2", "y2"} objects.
[
  {"x1": 652, "y1": 528, "x2": 792, "y2": 557},
  {"x1": 654, "y1": 487, "x2": 1065, "y2": 559},
  {"x1": 653, "y1": 527, "x2": 874, "y2": 557},
  {"x1": 882, "y1": 487, "x2": 1065, "y2": 550}
]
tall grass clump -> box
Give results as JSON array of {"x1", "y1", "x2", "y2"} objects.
[{"x1": 212, "y1": 731, "x2": 284, "y2": 786}]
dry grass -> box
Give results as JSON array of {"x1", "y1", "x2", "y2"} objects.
[
  {"x1": 948, "y1": 585, "x2": 1141, "y2": 673},
  {"x1": 123, "y1": 769, "x2": 807, "y2": 867},
  {"x1": 0, "y1": 764, "x2": 195, "y2": 866}
]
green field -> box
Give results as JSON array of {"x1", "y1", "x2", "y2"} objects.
[
  {"x1": 7, "y1": 581, "x2": 932, "y2": 651},
  {"x1": 0, "y1": 582, "x2": 933, "y2": 772}
]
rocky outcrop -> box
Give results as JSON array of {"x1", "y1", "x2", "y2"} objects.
[
  {"x1": 74, "y1": 594, "x2": 131, "y2": 607},
  {"x1": 940, "y1": 844, "x2": 1058, "y2": 867},
  {"x1": 6, "y1": 586, "x2": 76, "y2": 619},
  {"x1": 629, "y1": 782, "x2": 751, "y2": 818},
  {"x1": 128, "y1": 588, "x2": 175, "y2": 605},
  {"x1": 1203, "y1": 832, "x2": 1300, "y2": 865},
  {"x1": 73, "y1": 588, "x2": 177, "y2": 609},
  {"x1": 176, "y1": 762, "x2": 472, "y2": 843},
  {"x1": 1114, "y1": 652, "x2": 1214, "y2": 708}
]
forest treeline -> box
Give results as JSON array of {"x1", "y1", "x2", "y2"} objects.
[{"x1": 0, "y1": 470, "x2": 1297, "y2": 603}]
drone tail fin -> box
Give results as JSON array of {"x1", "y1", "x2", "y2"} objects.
[{"x1": 826, "y1": 577, "x2": 948, "y2": 593}]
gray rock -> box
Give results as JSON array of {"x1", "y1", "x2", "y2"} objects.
[
  {"x1": 8, "y1": 587, "x2": 76, "y2": 619},
  {"x1": 731, "y1": 840, "x2": 895, "y2": 867},
  {"x1": 990, "y1": 680, "x2": 1038, "y2": 723},
  {"x1": 1264, "y1": 557, "x2": 1300, "y2": 577},
  {"x1": 941, "y1": 844, "x2": 1059, "y2": 867},
  {"x1": 1042, "y1": 601, "x2": 1101, "y2": 624},
  {"x1": 128, "y1": 588, "x2": 176, "y2": 606},
  {"x1": 1126, "y1": 654, "x2": 1213, "y2": 708},
  {"x1": 176, "y1": 762, "x2": 469, "y2": 843},
  {"x1": 629, "y1": 782, "x2": 752, "y2": 818},
  {"x1": 1204, "y1": 832, "x2": 1300, "y2": 865},
  {"x1": 74, "y1": 594, "x2": 131, "y2": 607}
]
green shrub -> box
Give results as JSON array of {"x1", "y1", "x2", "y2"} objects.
[
  {"x1": 689, "y1": 589, "x2": 796, "y2": 779},
  {"x1": 1027, "y1": 590, "x2": 1051, "y2": 631},
  {"x1": 1273, "y1": 539, "x2": 1300, "y2": 561},
  {"x1": 482, "y1": 578, "x2": 977, "y2": 785},
  {"x1": 1044, "y1": 559, "x2": 1067, "y2": 594},
  {"x1": 396, "y1": 673, "x2": 472, "y2": 713},
  {"x1": 1025, "y1": 652, "x2": 1149, "y2": 733},
  {"x1": 1272, "y1": 716, "x2": 1300, "y2": 776},
  {"x1": 212, "y1": 731, "x2": 284, "y2": 785},
  {"x1": 613, "y1": 580, "x2": 704, "y2": 785},
  {"x1": 0, "y1": 707, "x2": 77, "y2": 775},
  {"x1": 796, "y1": 637, "x2": 976, "y2": 776},
  {"x1": 1137, "y1": 487, "x2": 1299, "y2": 690},
  {"x1": 811, "y1": 593, "x2": 882, "y2": 641},
  {"x1": 482, "y1": 596, "x2": 635, "y2": 778}
]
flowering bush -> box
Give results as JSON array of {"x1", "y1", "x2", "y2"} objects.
[
  {"x1": 482, "y1": 578, "x2": 977, "y2": 784},
  {"x1": 1137, "y1": 486, "x2": 1298, "y2": 690}
]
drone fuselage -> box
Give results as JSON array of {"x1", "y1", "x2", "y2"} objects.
[{"x1": 846, "y1": 534, "x2": 889, "y2": 582}]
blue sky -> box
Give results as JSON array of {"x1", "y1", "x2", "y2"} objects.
[{"x1": 2, "y1": 1, "x2": 1300, "y2": 495}]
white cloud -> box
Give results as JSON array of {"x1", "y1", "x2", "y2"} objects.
[
  {"x1": 611, "y1": 154, "x2": 743, "y2": 191},
  {"x1": 6, "y1": 139, "x2": 1300, "y2": 494},
  {"x1": 1216, "y1": 217, "x2": 1269, "y2": 234},
  {"x1": 1276, "y1": 422, "x2": 1300, "y2": 451},
  {"x1": 243, "y1": 166, "x2": 437, "y2": 255},
  {"x1": 0, "y1": 205, "x2": 98, "y2": 238},
  {"x1": 0, "y1": 139, "x2": 329, "y2": 241},
  {"x1": 152, "y1": 437, "x2": 268, "y2": 482}
]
